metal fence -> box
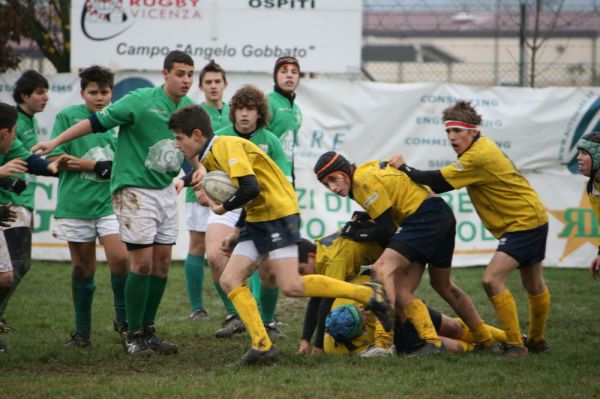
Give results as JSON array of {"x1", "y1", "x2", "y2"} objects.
[{"x1": 322, "y1": 61, "x2": 600, "y2": 87}]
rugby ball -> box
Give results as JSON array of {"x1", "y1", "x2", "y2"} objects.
[{"x1": 202, "y1": 170, "x2": 237, "y2": 204}]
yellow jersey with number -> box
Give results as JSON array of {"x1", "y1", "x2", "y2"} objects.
[
  {"x1": 440, "y1": 136, "x2": 547, "y2": 238},
  {"x1": 351, "y1": 160, "x2": 430, "y2": 226},
  {"x1": 315, "y1": 232, "x2": 383, "y2": 281},
  {"x1": 201, "y1": 136, "x2": 299, "y2": 222}
]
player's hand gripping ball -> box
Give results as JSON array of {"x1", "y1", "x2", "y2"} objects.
[{"x1": 201, "y1": 170, "x2": 238, "y2": 204}]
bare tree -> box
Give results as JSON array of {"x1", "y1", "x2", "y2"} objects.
[{"x1": 0, "y1": 0, "x2": 70, "y2": 72}]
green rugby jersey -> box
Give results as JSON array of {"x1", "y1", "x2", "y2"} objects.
[
  {"x1": 0, "y1": 110, "x2": 39, "y2": 210},
  {"x1": 0, "y1": 139, "x2": 30, "y2": 167},
  {"x1": 267, "y1": 90, "x2": 302, "y2": 173},
  {"x1": 186, "y1": 102, "x2": 232, "y2": 203},
  {"x1": 49, "y1": 104, "x2": 117, "y2": 218},
  {"x1": 95, "y1": 85, "x2": 194, "y2": 194}
]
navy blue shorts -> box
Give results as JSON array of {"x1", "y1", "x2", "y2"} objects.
[
  {"x1": 496, "y1": 223, "x2": 548, "y2": 268},
  {"x1": 238, "y1": 214, "x2": 301, "y2": 254},
  {"x1": 387, "y1": 197, "x2": 456, "y2": 268},
  {"x1": 394, "y1": 306, "x2": 442, "y2": 354}
]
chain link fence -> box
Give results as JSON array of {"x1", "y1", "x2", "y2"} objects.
[{"x1": 358, "y1": 61, "x2": 600, "y2": 87}]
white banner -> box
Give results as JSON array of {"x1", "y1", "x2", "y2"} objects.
[
  {"x1": 1, "y1": 73, "x2": 599, "y2": 267},
  {"x1": 70, "y1": 0, "x2": 362, "y2": 73}
]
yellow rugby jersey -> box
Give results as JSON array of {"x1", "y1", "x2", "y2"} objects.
[
  {"x1": 588, "y1": 180, "x2": 600, "y2": 235},
  {"x1": 352, "y1": 160, "x2": 430, "y2": 226},
  {"x1": 201, "y1": 136, "x2": 299, "y2": 222},
  {"x1": 323, "y1": 275, "x2": 376, "y2": 355},
  {"x1": 315, "y1": 233, "x2": 383, "y2": 282},
  {"x1": 440, "y1": 136, "x2": 547, "y2": 238}
]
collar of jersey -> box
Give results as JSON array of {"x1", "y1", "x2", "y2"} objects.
[{"x1": 198, "y1": 135, "x2": 217, "y2": 162}]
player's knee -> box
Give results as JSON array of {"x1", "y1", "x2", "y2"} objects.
[
  {"x1": 0, "y1": 272, "x2": 13, "y2": 287},
  {"x1": 481, "y1": 278, "x2": 500, "y2": 297},
  {"x1": 219, "y1": 274, "x2": 238, "y2": 293},
  {"x1": 277, "y1": 275, "x2": 303, "y2": 297}
]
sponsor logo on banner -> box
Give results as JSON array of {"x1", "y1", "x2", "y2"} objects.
[{"x1": 81, "y1": 0, "x2": 133, "y2": 41}]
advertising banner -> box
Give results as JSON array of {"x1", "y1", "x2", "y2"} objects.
[
  {"x1": 70, "y1": 0, "x2": 362, "y2": 73},
  {"x1": 1, "y1": 72, "x2": 599, "y2": 267}
]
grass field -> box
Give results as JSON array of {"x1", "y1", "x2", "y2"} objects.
[{"x1": 1, "y1": 262, "x2": 599, "y2": 399}]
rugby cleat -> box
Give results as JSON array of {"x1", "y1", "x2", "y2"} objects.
[
  {"x1": 0, "y1": 339, "x2": 7, "y2": 353},
  {"x1": 64, "y1": 333, "x2": 92, "y2": 348},
  {"x1": 473, "y1": 341, "x2": 504, "y2": 355},
  {"x1": 359, "y1": 344, "x2": 396, "y2": 358},
  {"x1": 113, "y1": 320, "x2": 128, "y2": 336},
  {"x1": 215, "y1": 315, "x2": 246, "y2": 338},
  {"x1": 405, "y1": 342, "x2": 446, "y2": 357},
  {"x1": 525, "y1": 338, "x2": 550, "y2": 354},
  {"x1": 125, "y1": 328, "x2": 153, "y2": 356},
  {"x1": 0, "y1": 318, "x2": 15, "y2": 333},
  {"x1": 144, "y1": 325, "x2": 178, "y2": 355},
  {"x1": 265, "y1": 321, "x2": 286, "y2": 339},
  {"x1": 188, "y1": 309, "x2": 209, "y2": 321},
  {"x1": 240, "y1": 345, "x2": 280, "y2": 366},
  {"x1": 363, "y1": 282, "x2": 394, "y2": 331},
  {"x1": 502, "y1": 344, "x2": 528, "y2": 358}
]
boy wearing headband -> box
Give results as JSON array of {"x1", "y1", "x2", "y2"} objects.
[{"x1": 393, "y1": 100, "x2": 550, "y2": 356}]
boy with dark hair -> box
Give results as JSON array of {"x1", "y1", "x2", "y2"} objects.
[
  {"x1": 314, "y1": 150, "x2": 498, "y2": 356},
  {"x1": 203, "y1": 85, "x2": 289, "y2": 339},
  {"x1": 183, "y1": 60, "x2": 231, "y2": 321},
  {"x1": 33, "y1": 51, "x2": 196, "y2": 356},
  {"x1": 0, "y1": 70, "x2": 49, "y2": 332},
  {"x1": 169, "y1": 104, "x2": 392, "y2": 366},
  {"x1": 393, "y1": 100, "x2": 550, "y2": 356},
  {"x1": 267, "y1": 56, "x2": 302, "y2": 184},
  {"x1": 47, "y1": 65, "x2": 129, "y2": 348}
]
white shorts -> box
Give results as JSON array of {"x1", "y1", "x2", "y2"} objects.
[
  {"x1": 0, "y1": 232, "x2": 12, "y2": 273},
  {"x1": 207, "y1": 208, "x2": 242, "y2": 229},
  {"x1": 231, "y1": 241, "x2": 297, "y2": 264},
  {"x1": 52, "y1": 214, "x2": 119, "y2": 243},
  {"x1": 185, "y1": 202, "x2": 210, "y2": 232},
  {"x1": 112, "y1": 185, "x2": 178, "y2": 245}
]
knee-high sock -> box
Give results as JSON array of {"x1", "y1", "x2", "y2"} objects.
[
  {"x1": 125, "y1": 273, "x2": 150, "y2": 331},
  {"x1": 528, "y1": 286, "x2": 550, "y2": 342},
  {"x1": 72, "y1": 275, "x2": 96, "y2": 339},
  {"x1": 184, "y1": 254, "x2": 205, "y2": 311},
  {"x1": 143, "y1": 275, "x2": 167, "y2": 327},
  {"x1": 214, "y1": 282, "x2": 237, "y2": 316},
  {"x1": 249, "y1": 271, "x2": 262, "y2": 305},
  {"x1": 403, "y1": 299, "x2": 442, "y2": 347},
  {"x1": 259, "y1": 285, "x2": 279, "y2": 324},
  {"x1": 111, "y1": 273, "x2": 127, "y2": 323},
  {"x1": 490, "y1": 289, "x2": 523, "y2": 347},
  {"x1": 471, "y1": 320, "x2": 495, "y2": 346},
  {"x1": 374, "y1": 320, "x2": 394, "y2": 348},
  {"x1": 228, "y1": 285, "x2": 272, "y2": 351},
  {"x1": 457, "y1": 318, "x2": 508, "y2": 344},
  {"x1": 0, "y1": 227, "x2": 32, "y2": 318},
  {"x1": 302, "y1": 275, "x2": 371, "y2": 304}
]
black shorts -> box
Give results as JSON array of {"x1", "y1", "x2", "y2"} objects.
[
  {"x1": 496, "y1": 223, "x2": 548, "y2": 268},
  {"x1": 387, "y1": 197, "x2": 456, "y2": 268},
  {"x1": 238, "y1": 214, "x2": 301, "y2": 254},
  {"x1": 394, "y1": 306, "x2": 442, "y2": 354}
]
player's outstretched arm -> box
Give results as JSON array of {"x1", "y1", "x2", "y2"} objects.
[{"x1": 32, "y1": 119, "x2": 93, "y2": 155}]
